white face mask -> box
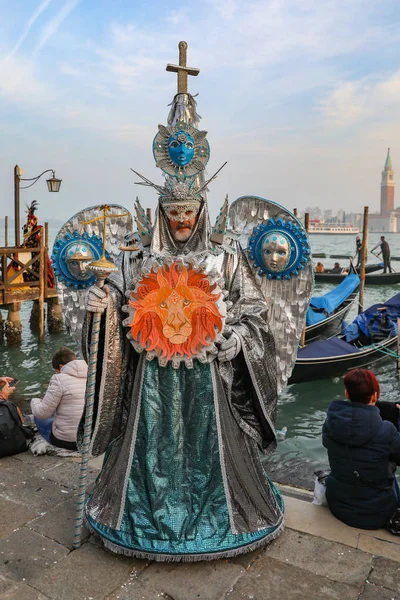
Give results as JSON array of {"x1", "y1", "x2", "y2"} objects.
[{"x1": 163, "y1": 201, "x2": 201, "y2": 222}]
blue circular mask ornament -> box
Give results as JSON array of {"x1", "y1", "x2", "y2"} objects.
[
  {"x1": 51, "y1": 231, "x2": 109, "y2": 289},
  {"x1": 168, "y1": 131, "x2": 195, "y2": 166},
  {"x1": 249, "y1": 218, "x2": 310, "y2": 280},
  {"x1": 153, "y1": 121, "x2": 210, "y2": 178}
]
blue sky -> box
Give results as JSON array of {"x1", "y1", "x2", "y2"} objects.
[{"x1": 0, "y1": 0, "x2": 399, "y2": 226}]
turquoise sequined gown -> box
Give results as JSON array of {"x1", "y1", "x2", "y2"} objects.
[{"x1": 86, "y1": 360, "x2": 283, "y2": 559}]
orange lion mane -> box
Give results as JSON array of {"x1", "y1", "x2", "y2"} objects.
[{"x1": 129, "y1": 262, "x2": 223, "y2": 360}]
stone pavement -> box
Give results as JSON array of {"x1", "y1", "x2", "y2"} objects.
[{"x1": 1, "y1": 453, "x2": 400, "y2": 600}]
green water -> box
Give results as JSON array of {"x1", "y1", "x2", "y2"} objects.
[{"x1": 1, "y1": 230, "x2": 399, "y2": 487}]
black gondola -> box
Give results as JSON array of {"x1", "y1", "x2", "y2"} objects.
[
  {"x1": 314, "y1": 266, "x2": 400, "y2": 286},
  {"x1": 305, "y1": 273, "x2": 359, "y2": 343},
  {"x1": 290, "y1": 293, "x2": 400, "y2": 384}
]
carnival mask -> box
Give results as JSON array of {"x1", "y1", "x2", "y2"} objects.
[
  {"x1": 65, "y1": 243, "x2": 94, "y2": 281},
  {"x1": 262, "y1": 234, "x2": 290, "y2": 272},
  {"x1": 167, "y1": 131, "x2": 195, "y2": 166},
  {"x1": 163, "y1": 200, "x2": 200, "y2": 222}
]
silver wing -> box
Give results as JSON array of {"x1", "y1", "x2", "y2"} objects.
[
  {"x1": 53, "y1": 204, "x2": 132, "y2": 343},
  {"x1": 229, "y1": 195, "x2": 313, "y2": 392}
]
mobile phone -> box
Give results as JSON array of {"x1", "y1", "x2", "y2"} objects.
[{"x1": 8, "y1": 379, "x2": 19, "y2": 387}]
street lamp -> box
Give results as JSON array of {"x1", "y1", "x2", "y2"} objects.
[{"x1": 14, "y1": 165, "x2": 62, "y2": 246}]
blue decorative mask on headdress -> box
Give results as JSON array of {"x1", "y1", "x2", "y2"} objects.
[
  {"x1": 153, "y1": 121, "x2": 210, "y2": 178},
  {"x1": 168, "y1": 131, "x2": 195, "y2": 166},
  {"x1": 249, "y1": 218, "x2": 310, "y2": 280}
]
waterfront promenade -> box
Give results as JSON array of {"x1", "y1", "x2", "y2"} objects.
[{"x1": 1, "y1": 453, "x2": 400, "y2": 599}]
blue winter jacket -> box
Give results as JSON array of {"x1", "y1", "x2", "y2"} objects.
[{"x1": 322, "y1": 400, "x2": 400, "y2": 529}]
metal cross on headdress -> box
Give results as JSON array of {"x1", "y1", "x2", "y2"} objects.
[{"x1": 166, "y1": 41, "x2": 199, "y2": 94}]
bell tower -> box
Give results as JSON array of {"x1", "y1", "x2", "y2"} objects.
[{"x1": 381, "y1": 148, "x2": 395, "y2": 215}]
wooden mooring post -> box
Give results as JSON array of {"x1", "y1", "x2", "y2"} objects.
[
  {"x1": 300, "y1": 212, "x2": 310, "y2": 347},
  {"x1": 39, "y1": 230, "x2": 45, "y2": 341},
  {"x1": 358, "y1": 206, "x2": 369, "y2": 314}
]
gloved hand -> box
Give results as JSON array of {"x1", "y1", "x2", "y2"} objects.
[
  {"x1": 85, "y1": 285, "x2": 109, "y2": 314},
  {"x1": 217, "y1": 331, "x2": 241, "y2": 363}
]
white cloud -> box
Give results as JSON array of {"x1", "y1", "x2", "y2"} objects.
[
  {"x1": 7, "y1": 0, "x2": 53, "y2": 58},
  {"x1": 58, "y1": 62, "x2": 83, "y2": 77},
  {"x1": 320, "y1": 70, "x2": 400, "y2": 127},
  {"x1": 34, "y1": 0, "x2": 80, "y2": 53},
  {"x1": 166, "y1": 10, "x2": 188, "y2": 25},
  {"x1": 0, "y1": 55, "x2": 52, "y2": 104}
]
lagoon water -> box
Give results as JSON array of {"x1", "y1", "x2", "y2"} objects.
[{"x1": 1, "y1": 229, "x2": 400, "y2": 487}]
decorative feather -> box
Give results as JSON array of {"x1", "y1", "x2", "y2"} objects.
[
  {"x1": 26, "y1": 200, "x2": 39, "y2": 216},
  {"x1": 210, "y1": 195, "x2": 229, "y2": 245}
]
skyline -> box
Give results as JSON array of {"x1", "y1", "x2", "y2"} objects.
[{"x1": 0, "y1": 0, "x2": 399, "y2": 223}]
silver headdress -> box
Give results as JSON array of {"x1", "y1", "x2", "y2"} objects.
[{"x1": 129, "y1": 41, "x2": 230, "y2": 252}]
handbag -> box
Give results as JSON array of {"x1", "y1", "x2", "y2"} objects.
[{"x1": 312, "y1": 470, "x2": 330, "y2": 505}]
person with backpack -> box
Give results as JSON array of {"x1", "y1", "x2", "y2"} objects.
[
  {"x1": 323, "y1": 369, "x2": 400, "y2": 533},
  {"x1": 30, "y1": 347, "x2": 87, "y2": 451},
  {"x1": 0, "y1": 377, "x2": 33, "y2": 458}
]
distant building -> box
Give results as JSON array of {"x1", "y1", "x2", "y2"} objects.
[
  {"x1": 381, "y1": 148, "x2": 395, "y2": 215},
  {"x1": 369, "y1": 148, "x2": 397, "y2": 232},
  {"x1": 369, "y1": 211, "x2": 397, "y2": 233}
]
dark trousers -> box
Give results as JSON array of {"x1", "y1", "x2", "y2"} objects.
[{"x1": 383, "y1": 255, "x2": 393, "y2": 273}]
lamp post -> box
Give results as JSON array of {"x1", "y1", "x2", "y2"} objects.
[{"x1": 14, "y1": 165, "x2": 62, "y2": 246}]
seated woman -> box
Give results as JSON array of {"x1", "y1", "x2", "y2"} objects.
[
  {"x1": 323, "y1": 369, "x2": 400, "y2": 531},
  {"x1": 31, "y1": 347, "x2": 87, "y2": 451},
  {"x1": 315, "y1": 262, "x2": 325, "y2": 273}
]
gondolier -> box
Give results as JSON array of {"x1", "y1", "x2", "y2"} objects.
[
  {"x1": 372, "y1": 236, "x2": 392, "y2": 274},
  {"x1": 355, "y1": 236, "x2": 362, "y2": 267}
]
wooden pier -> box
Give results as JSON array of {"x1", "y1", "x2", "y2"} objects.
[{"x1": 0, "y1": 220, "x2": 61, "y2": 343}]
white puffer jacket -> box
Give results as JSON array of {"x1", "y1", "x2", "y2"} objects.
[{"x1": 31, "y1": 360, "x2": 88, "y2": 442}]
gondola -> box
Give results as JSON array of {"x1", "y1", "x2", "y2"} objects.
[
  {"x1": 289, "y1": 293, "x2": 400, "y2": 384},
  {"x1": 314, "y1": 265, "x2": 400, "y2": 286},
  {"x1": 305, "y1": 273, "x2": 359, "y2": 343}
]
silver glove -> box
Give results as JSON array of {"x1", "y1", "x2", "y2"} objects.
[
  {"x1": 217, "y1": 331, "x2": 241, "y2": 363},
  {"x1": 85, "y1": 285, "x2": 109, "y2": 314}
]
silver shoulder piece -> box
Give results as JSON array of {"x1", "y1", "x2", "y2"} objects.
[{"x1": 229, "y1": 195, "x2": 313, "y2": 392}]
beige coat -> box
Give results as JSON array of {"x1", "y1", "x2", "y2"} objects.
[{"x1": 31, "y1": 360, "x2": 87, "y2": 442}]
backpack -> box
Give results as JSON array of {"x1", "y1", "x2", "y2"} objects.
[{"x1": 0, "y1": 400, "x2": 33, "y2": 458}]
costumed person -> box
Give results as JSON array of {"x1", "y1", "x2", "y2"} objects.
[
  {"x1": 72, "y1": 42, "x2": 313, "y2": 561},
  {"x1": 22, "y1": 201, "x2": 55, "y2": 287},
  {"x1": 372, "y1": 236, "x2": 392, "y2": 274}
]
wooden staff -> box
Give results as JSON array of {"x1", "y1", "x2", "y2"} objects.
[{"x1": 358, "y1": 207, "x2": 369, "y2": 314}]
